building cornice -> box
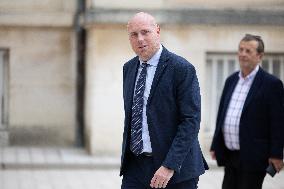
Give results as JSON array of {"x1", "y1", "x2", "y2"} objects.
[
  {"x1": 0, "y1": 11, "x2": 75, "y2": 27},
  {"x1": 82, "y1": 8, "x2": 284, "y2": 27},
  {"x1": 2, "y1": 8, "x2": 283, "y2": 28}
]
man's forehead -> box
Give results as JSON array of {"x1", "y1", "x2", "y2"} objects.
[
  {"x1": 128, "y1": 21, "x2": 152, "y2": 30},
  {"x1": 239, "y1": 40, "x2": 258, "y2": 48},
  {"x1": 127, "y1": 12, "x2": 156, "y2": 29},
  {"x1": 129, "y1": 12, "x2": 155, "y2": 23}
]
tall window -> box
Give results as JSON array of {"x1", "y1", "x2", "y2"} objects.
[{"x1": 204, "y1": 53, "x2": 284, "y2": 135}]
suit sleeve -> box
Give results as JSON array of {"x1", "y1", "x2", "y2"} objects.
[
  {"x1": 162, "y1": 63, "x2": 201, "y2": 173},
  {"x1": 268, "y1": 79, "x2": 284, "y2": 159}
]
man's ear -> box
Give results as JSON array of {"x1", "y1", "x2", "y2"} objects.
[
  {"x1": 259, "y1": 52, "x2": 264, "y2": 60},
  {"x1": 156, "y1": 24, "x2": 160, "y2": 34}
]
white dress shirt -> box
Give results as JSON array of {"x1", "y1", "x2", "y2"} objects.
[
  {"x1": 223, "y1": 65, "x2": 259, "y2": 150},
  {"x1": 134, "y1": 45, "x2": 163, "y2": 153}
]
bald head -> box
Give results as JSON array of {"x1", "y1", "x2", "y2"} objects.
[
  {"x1": 127, "y1": 12, "x2": 161, "y2": 61},
  {"x1": 127, "y1": 12, "x2": 157, "y2": 31}
]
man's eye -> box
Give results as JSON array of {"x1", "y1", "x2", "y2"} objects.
[
  {"x1": 130, "y1": 33, "x2": 138, "y2": 37},
  {"x1": 141, "y1": 30, "x2": 150, "y2": 35}
]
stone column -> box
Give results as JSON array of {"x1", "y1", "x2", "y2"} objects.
[
  {"x1": 84, "y1": 25, "x2": 132, "y2": 156},
  {"x1": 0, "y1": 51, "x2": 9, "y2": 146}
]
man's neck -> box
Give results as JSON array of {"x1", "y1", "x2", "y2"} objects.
[
  {"x1": 241, "y1": 69, "x2": 252, "y2": 78},
  {"x1": 240, "y1": 65, "x2": 259, "y2": 78}
]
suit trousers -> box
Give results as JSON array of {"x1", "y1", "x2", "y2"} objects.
[
  {"x1": 121, "y1": 152, "x2": 199, "y2": 189},
  {"x1": 222, "y1": 150, "x2": 266, "y2": 189}
]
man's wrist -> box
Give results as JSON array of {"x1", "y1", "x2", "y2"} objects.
[{"x1": 162, "y1": 163, "x2": 178, "y2": 172}]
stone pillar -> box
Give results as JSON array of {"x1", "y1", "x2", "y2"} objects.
[
  {"x1": 0, "y1": 51, "x2": 9, "y2": 146},
  {"x1": 84, "y1": 25, "x2": 132, "y2": 156}
]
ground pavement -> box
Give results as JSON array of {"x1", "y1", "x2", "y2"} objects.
[{"x1": 0, "y1": 147, "x2": 283, "y2": 189}]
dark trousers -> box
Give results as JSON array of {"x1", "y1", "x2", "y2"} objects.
[
  {"x1": 222, "y1": 150, "x2": 266, "y2": 189},
  {"x1": 121, "y1": 153, "x2": 199, "y2": 189}
]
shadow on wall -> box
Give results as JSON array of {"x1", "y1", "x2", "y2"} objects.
[{"x1": 9, "y1": 127, "x2": 74, "y2": 147}]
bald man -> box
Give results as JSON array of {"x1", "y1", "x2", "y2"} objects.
[{"x1": 120, "y1": 12, "x2": 208, "y2": 189}]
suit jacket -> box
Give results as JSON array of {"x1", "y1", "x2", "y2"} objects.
[
  {"x1": 211, "y1": 67, "x2": 284, "y2": 171},
  {"x1": 120, "y1": 47, "x2": 208, "y2": 183}
]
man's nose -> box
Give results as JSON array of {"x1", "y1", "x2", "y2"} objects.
[
  {"x1": 239, "y1": 50, "x2": 246, "y2": 56},
  {"x1": 137, "y1": 33, "x2": 144, "y2": 41}
]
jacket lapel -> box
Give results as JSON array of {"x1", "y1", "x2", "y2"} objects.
[
  {"x1": 125, "y1": 58, "x2": 140, "y2": 116},
  {"x1": 241, "y1": 68, "x2": 264, "y2": 114},
  {"x1": 221, "y1": 74, "x2": 239, "y2": 121},
  {"x1": 147, "y1": 47, "x2": 170, "y2": 105}
]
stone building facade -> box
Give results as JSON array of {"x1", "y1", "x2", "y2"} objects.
[
  {"x1": 83, "y1": 0, "x2": 284, "y2": 155},
  {"x1": 1, "y1": 0, "x2": 284, "y2": 157},
  {"x1": 0, "y1": 0, "x2": 78, "y2": 146}
]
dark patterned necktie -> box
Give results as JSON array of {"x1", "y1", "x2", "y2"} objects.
[{"x1": 130, "y1": 62, "x2": 148, "y2": 156}]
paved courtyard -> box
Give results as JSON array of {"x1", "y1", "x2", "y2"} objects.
[
  {"x1": 0, "y1": 147, "x2": 283, "y2": 189},
  {"x1": 1, "y1": 168, "x2": 283, "y2": 189}
]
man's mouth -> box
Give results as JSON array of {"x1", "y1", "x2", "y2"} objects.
[
  {"x1": 139, "y1": 45, "x2": 147, "y2": 49},
  {"x1": 239, "y1": 57, "x2": 247, "y2": 61}
]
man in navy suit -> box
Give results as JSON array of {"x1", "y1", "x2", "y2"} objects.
[
  {"x1": 120, "y1": 12, "x2": 208, "y2": 189},
  {"x1": 210, "y1": 34, "x2": 284, "y2": 189}
]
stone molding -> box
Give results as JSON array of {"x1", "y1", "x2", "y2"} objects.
[
  {"x1": 82, "y1": 8, "x2": 284, "y2": 27},
  {"x1": 0, "y1": 11, "x2": 75, "y2": 27},
  {"x1": 2, "y1": 8, "x2": 283, "y2": 28}
]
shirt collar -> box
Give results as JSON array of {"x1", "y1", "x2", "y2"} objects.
[
  {"x1": 139, "y1": 44, "x2": 163, "y2": 67},
  {"x1": 239, "y1": 65, "x2": 259, "y2": 80}
]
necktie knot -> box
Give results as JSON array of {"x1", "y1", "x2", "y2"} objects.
[{"x1": 141, "y1": 62, "x2": 148, "y2": 71}]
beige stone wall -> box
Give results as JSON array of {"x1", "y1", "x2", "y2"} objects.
[
  {"x1": 0, "y1": 27, "x2": 76, "y2": 146},
  {"x1": 85, "y1": 25, "x2": 132, "y2": 155},
  {"x1": 2, "y1": 0, "x2": 282, "y2": 152},
  {"x1": 85, "y1": 23, "x2": 284, "y2": 155},
  {"x1": 0, "y1": 0, "x2": 76, "y2": 27},
  {"x1": 0, "y1": 0, "x2": 76, "y2": 12},
  {"x1": 0, "y1": 0, "x2": 77, "y2": 146}
]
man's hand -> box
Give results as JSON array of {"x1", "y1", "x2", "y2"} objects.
[
  {"x1": 210, "y1": 151, "x2": 216, "y2": 160},
  {"x1": 269, "y1": 158, "x2": 284, "y2": 173},
  {"x1": 150, "y1": 166, "x2": 174, "y2": 188}
]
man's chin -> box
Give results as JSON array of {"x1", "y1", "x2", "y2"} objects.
[
  {"x1": 138, "y1": 53, "x2": 149, "y2": 61},
  {"x1": 240, "y1": 62, "x2": 249, "y2": 67}
]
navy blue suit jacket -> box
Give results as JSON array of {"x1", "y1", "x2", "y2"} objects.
[
  {"x1": 120, "y1": 47, "x2": 208, "y2": 183},
  {"x1": 211, "y1": 68, "x2": 284, "y2": 171}
]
